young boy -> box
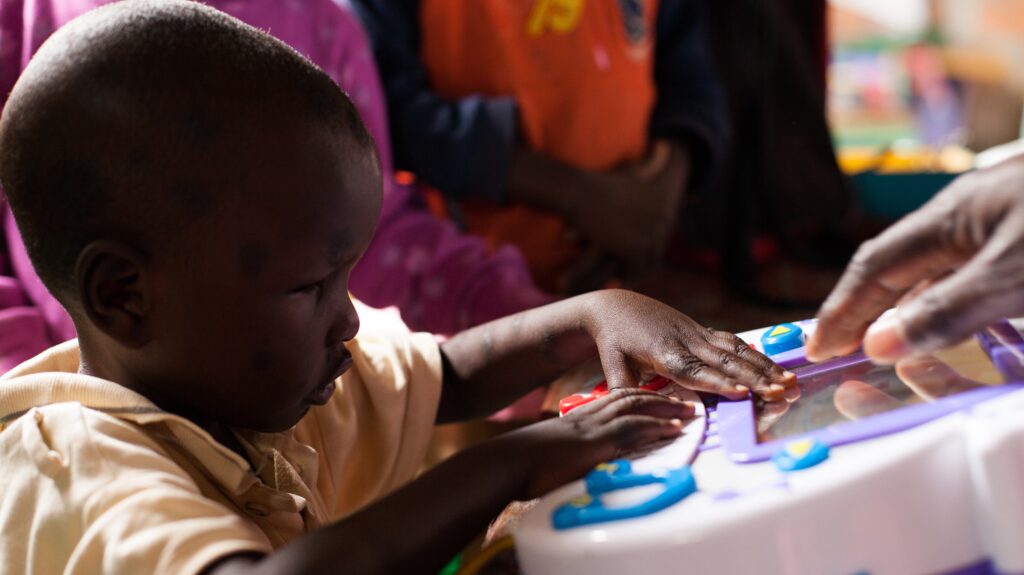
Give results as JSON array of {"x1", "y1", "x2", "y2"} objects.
[{"x1": 0, "y1": 2, "x2": 794, "y2": 574}]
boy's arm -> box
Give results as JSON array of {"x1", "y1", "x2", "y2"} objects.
[
  {"x1": 436, "y1": 289, "x2": 795, "y2": 423},
  {"x1": 207, "y1": 387, "x2": 690, "y2": 575}
]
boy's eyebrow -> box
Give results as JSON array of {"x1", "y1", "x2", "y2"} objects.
[
  {"x1": 238, "y1": 242, "x2": 269, "y2": 279},
  {"x1": 327, "y1": 229, "x2": 353, "y2": 265}
]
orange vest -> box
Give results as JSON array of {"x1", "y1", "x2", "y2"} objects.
[{"x1": 420, "y1": 0, "x2": 658, "y2": 288}]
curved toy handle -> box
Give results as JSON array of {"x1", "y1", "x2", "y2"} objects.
[{"x1": 552, "y1": 460, "x2": 697, "y2": 529}]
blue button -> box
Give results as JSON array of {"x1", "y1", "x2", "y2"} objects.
[
  {"x1": 760, "y1": 323, "x2": 805, "y2": 356},
  {"x1": 772, "y1": 438, "x2": 830, "y2": 472}
]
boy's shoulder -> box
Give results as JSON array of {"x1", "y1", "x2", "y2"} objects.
[{"x1": 0, "y1": 402, "x2": 270, "y2": 574}]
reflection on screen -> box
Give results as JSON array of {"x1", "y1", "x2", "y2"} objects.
[{"x1": 757, "y1": 338, "x2": 1005, "y2": 443}]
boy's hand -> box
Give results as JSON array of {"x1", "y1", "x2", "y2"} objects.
[
  {"x1": 583, "y1": 290, "x2": 796, "y2": 401},
  {"x1": 495, "y1": 388, "x2": 693, "y2": 500}
]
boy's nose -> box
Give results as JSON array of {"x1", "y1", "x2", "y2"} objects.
[{"x1": 326, "y1": 296, "x2": 360, "y2": 346}]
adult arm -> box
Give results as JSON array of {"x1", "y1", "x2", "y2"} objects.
[
  {"x1": 806, "y1": 155, "x2": 1024, "y2": 363},
  {"x1": 649, "y1": 0, "x2": 728, "y2": 193},
  {"x1": 350, "y1": 0, "x2": 516, "y2": 203}
]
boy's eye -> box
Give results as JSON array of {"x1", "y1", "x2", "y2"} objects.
[{"x1": 290, "y1": 278, "x2": 327, "y2": 297}]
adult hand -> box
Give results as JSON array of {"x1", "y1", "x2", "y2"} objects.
[
  {"x1": 583, "y1": 289, "x2": 796, "y2": 401},
  {"x1": 806, "y1": 155, "x2": 1024, "y2": 363},
  {"x1": 570, "y1": 140, "x2": 690, "y2": 272}
]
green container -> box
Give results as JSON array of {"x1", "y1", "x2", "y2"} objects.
[{"x1": 852, "y1": 172, "x2": 962, "y2": 219}]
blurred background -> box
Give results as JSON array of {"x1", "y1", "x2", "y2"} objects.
[{"x1": 636, "y1": 0, "x2": 1024, "y2": 333}]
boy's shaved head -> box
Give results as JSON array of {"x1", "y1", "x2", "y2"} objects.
[{"x1": 0, "y1": 0, "x2": 373, "y2": 299}]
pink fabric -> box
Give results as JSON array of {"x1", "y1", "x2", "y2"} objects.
[{"x1": 0, "y1": 0, "x2": 552, "y2": 373}]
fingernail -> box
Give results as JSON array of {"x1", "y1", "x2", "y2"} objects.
[
  {"x1": 804, "y1": 338, "x2": 824, "y2": 362},
  {"x1": 864, "y1": 315, "x2": 910, "y2": 364},
  {"x1": 734, "y1": 385, "x2": 749, "y2": 395},
  {"x1": 783, "y1": 371, "x2": 796, "y2": 380},
  {"x1": 670, "y1": 418, "x2": 683, "y2": 427},
  {"x1": 770, "y1": 384, "x2": 786, "y2": 394}
]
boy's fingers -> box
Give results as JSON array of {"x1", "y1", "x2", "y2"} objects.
[
  {"x1": 604, "y1": 415, "x2": 685, "y2": 454},
  {"x1": 594, "y1": 388, "x2": 694, "y2": 420},
  {"x1": 709, "y1": 330, "x2": 788, "y2": 377},
  {"x1": 600, "y1": 350, "x2": 639, "y2": 390},
  {"x1": 568, "y1": 387, "x2": 650, "y2": 418},
  {"x1": 658, "y1": 353, "x2": 750, "y2": 400},
  {"x1": 703, "y1": 331, "x2": 796, "y2": 398}
]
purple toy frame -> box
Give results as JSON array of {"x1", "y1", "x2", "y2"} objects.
[{"x1": 717, "y1": 320, "x2": 1024, "y2": 463}]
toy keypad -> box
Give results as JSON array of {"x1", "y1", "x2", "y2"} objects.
[
  {"x1": 558, "y1": 376, "x2": 672, "y2": 416},
  {"x1": 551, "y1": 460, "x2": 697, "y2": 529},
  {"x1": 771, "y1": 438, "x2": 830, "y2": 472},
  {"x1": 760, "y1": 323, "x2": 805, "y2": 356}
]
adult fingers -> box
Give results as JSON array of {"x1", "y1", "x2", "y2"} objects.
[
  {"x1": 865, "y1": 237, "x2": 1024, "y2": 362},
  {"x1": 807, "y1": 205, "x2": 967, "y2": 362},
  {"x1": 833, "y1": 380, "x2": 904, "y2": 420}
]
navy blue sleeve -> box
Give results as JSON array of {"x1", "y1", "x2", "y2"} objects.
[
  {"x1": 350, "y1": 0, "x2": 516, "y2": 203},
  {"x1": 651, "y1": 0, "x2": 728, "y2": 192}
]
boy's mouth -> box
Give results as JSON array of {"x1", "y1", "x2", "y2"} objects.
[{"x1": 306, "y1": 352, "x2": 353, "y2": 405}]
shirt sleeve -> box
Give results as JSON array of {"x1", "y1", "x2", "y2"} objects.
[
  {"x1": 350, "y1": 0, "x2": 517, "y2": 203},
  {"x1": 0, "y1": 404, "x2": 271, "y2": 575},
  {"x1": 650, "y1": 0, "x2": 729, "y2": 193}
]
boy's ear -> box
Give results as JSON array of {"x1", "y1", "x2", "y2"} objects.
[{"x1": 75, "y1": 240, "x2": 152, "y2": 347}]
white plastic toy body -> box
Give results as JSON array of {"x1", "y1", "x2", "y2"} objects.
[{"x1": 515, "y1": 319, "x2": 1024, "y2": 575}]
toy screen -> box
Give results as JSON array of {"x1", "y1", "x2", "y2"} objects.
[{"x1": 757, "y1": 338, "x2": 1006, "y2": 443}]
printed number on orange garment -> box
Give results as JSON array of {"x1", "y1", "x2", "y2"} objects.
[{"x1": 527, "y1": 0, "x2": 585, "y2": 37}]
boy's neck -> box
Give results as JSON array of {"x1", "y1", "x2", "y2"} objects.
[{"x1": 77, "y1": 337, "x2": 255, "y2": 467}]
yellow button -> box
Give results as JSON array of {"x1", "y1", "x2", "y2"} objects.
[
  {"x1": 570, "y1": 495, "x2": 593, "y2": 508},
  {"x1": 786, "y1": 439, "x2": 814, "y2": 458}
]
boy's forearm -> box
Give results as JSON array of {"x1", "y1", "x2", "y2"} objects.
[
  {"x1": 438, "y1": 293, "x2": 602, "y2": 422},
  {"x1": 208, "y1": 441, "x2": 529, "y2": 575}
]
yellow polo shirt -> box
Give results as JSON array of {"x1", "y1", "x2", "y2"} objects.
[{"x1": 0, "y1": 327, "x2": 442, "y2": 574}]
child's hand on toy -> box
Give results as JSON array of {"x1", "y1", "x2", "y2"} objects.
[
  {"x1": 495, "y1": 387, "x2": 693, "y2": 500},
  {"x1": 584, "y1": 290, "x2": 796, "y2": 401}
]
